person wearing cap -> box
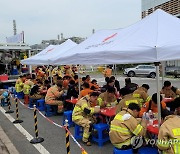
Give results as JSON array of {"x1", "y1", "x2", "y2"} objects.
[
  {"x1": 72, "y1": 92, "x2": 100, "y2": 146},
  {"x1": 116, "y1": 87, "x2": 140, "y2": 114},
  {"x1": 98, "y1": 86, "x2": 117, "y2": 108},
  {"x1": 133, "y1": 84, "x2": 151, "y2": 107},
  {"x1": 139, "y1": 93, "x2": 166, "y2": 117},
  {"x1": 110, "y1": 103, "x2": 147, "y2": 150},
  {"x1": 161, "y1": 81, "x2": 180, "y2": 98},
  {"x1": 157, "y1": 109, "x2": 180, "y2": 154}
]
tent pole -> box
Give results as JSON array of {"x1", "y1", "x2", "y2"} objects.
[
  {"x1": 77, "y1": 65, "x2": 81, "y2": 96},
  {"x1": 50, "y1": 66, "x2": 53, "y2": 86},
  {"x1": 155, "y1": 62, "x2": 161, "y2": 127},
  {"x1": 28, "y1": 50, "x2": 32, "y2": 74},
  {"x1": 161, "y1": 61, "x2": 165, "y2": 86}
]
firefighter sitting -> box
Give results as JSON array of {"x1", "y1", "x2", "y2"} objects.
[
  {"x1": 72, "y1": 92, "x2": 100, "y2": 146},
  {"x1": 109, "y1": 103, "x2": 147, "y2": 150},
  {"x1": 139, "y1": 93, "x2": 166, "y2": 117},
  {"x1": 45, "y1": 83, "x2": 64, "y2": 113},
  {"x1": 97, "y1": 86, "x2": 117, "y2": 108},
  {"x1": 157, "y1": 109, "x2": 180, "y2": 154}
]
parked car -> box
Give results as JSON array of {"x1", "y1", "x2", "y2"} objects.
[
  {"x1": 165, "y1": 67, "x2": 180, "y2": 78},
  {"x1": 123, "y1": 65, "x2": 156, "y2": 78}
]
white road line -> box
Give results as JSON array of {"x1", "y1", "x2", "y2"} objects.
[{"x1": 0, "y1": 106, "x2": 50, "y2": 154}]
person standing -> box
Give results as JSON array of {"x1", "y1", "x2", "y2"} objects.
[{"x1": 103, "y1": 66, "x2": 112, "y2": 78}]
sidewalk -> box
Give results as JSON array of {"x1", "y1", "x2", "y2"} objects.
[{"x1": 0, "y1": 126, "x2": 19, "y2": 154}]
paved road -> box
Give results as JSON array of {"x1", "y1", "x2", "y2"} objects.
[{"x1": 0, "y1": 75, "x2": 180, "y2": 154}]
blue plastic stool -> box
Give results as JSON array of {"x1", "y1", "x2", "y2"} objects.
[
  {"x1": 74, "y1": 124, "x2": 83, "y2": 140},
  {"x1": 63, "y1": 110, "x2": 74, "y2": 127},
  {"x1": 138, "y1": 147, "x2": 158, "y2": 154},
  {"x1": 113, "y1": 147, "x2": 133, "y2": 154},
  {"x1": 28, "y1": 98, "x2": 37, "y2": 108},
  {"x1": 17, "y1": 92, "x2": 24, "y2": 99},
  {"x1": 92, "y1": 123, "x2": 109, "y2": 146},
  {"x1": 1, "y1": 99, "x2": 8, "y2": 107},
  {"x1": 37, "y1": 99, "x2": 45, "y2": 111},
  {"x1": 45, "y1": 104, "x2": 57, "y2": 117}
]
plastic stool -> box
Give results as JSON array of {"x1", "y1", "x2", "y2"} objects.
[
  {"x1": 74, "y1": 124, "x2": 83, "y2": 140},
  {"x1": 63, "y1": 110, "x2": 74, "y2": 127},
  {"x1": 24, "y1": 95, "x2": 29, "y2": 104},
  {"x1": 17, "y1": 92, "x2": 24, "y2": 99},
  {"x1": 113, "y1": 147, "x2": 133, "y2": 154},
  {"x1": 92, "y1": 123, "x2": 109, "y2": 146},
  {"x1": 138, "y1": 147, "x2": 158, "y2": 154},
  {"x1": 1, "y1": 99, "x2": 8, "y2": 107},
  {"x1": 37, "y1": 99, "x2": 45, "y2": 111},
  {"x1": 45, "y1": 104, "x2": 57, "y2": 117},
  {"x1": 28, "y1": 98, "x2": 37, "y2": 108}
]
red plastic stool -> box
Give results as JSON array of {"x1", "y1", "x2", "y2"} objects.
[{"x1": 24, "y1": 95, "x2": 29, "y2": 104}]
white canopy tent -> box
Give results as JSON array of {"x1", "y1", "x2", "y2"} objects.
[
  {"x1": 53, "y1": 9, "x2": 180, "y2": 65},
  {"x1": 52, "y1": 9, "x2": 180, "y2": 126},
  {"x1": 21, "y1": 39, "x2": 77, "y2": 65}
]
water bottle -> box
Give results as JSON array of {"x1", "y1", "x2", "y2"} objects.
[
  {"x1": 148, "y1": 110, "x2": 154, "y2": 119},
  {"x1": 148, "y1": 110, "x2": 154, "y2": 126}
]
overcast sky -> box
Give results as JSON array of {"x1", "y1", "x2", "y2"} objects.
[{"x1": 0, "y1": 0, "x2": 141, "y2": 45}]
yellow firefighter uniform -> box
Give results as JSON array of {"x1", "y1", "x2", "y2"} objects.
[
  {"x1": 97, "y1": 92, "x2": 117, "y2": 107},
  {"x1": 45, "y1": 85, "x2": 64, "y2": 113},
  {"x1": 15, "y1": 78, "x2": 24, "y2": 93},
  {"x1": 116, "y1": 94, "x2": 139, "y2": 114},
  {"x1": 109, "y1": 108, "x2": 146, "y2": 149},
  {"x1": 157, "y1": 115, "x2": 180, "y2": 154},
  {"x1": 133, "y1": 87, "x2": 151, "y2": 107},
  {"x1": 23, "y1": 79, "x2": 34, "y2": 95},
  {"x1": 72, "y1": 96, "x2": 100, "y2": 142}
]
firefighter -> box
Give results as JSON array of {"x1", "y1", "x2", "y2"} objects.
[
  {"x1": 109, "y1": 103, "x2": 147, "y2": 150},
  {"x1": 157, "y1": 109, "x2": 180, "y2": 154},
  {"x1": 98, "y1": 86, "x2": 117, "y2": 107},
  {"x1": 23, "y1": 74, "x2": 34, "y2": 96},
  {"x1": 116, "y1": 88, "x2": 139, "y2": 114},
  {"x1": 173, "y1": 97, "x2": 180, "y2": 116},
  {"x1": 102, "y1": 65, "x2": 112, "y2": 78},
  {"x1": 133, "y1": 84, "x2": 151, "y2": 107},
  {"x1": 15, "y1": 75, "x2": 24, "y2": 93},
  {"x1": 139, "y1": 93, "x2": 166, "y2": 117},
  {"x1": 72, "y1": 92, "x2": 100, "y2": 146},
  {"x1": 45, "y1": 83, "x2": 64, "y2": 113},
  {"x1": 161, "y1": 81, "x2": 180, "y2": 98}
]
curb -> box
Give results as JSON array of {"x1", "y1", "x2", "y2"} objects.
[{"x1": 0, "y1": 126, "x2": 19, "y2": 154}]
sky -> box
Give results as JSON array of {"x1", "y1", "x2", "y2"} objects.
[{"x1": 0, "y1": 0, "x2": 141, "y2": 45}]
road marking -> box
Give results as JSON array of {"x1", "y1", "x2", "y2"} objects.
[{"x1": 0, "y1": 106, "x2": 50, "y2": 154}]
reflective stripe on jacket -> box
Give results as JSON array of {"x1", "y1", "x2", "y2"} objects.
[
  {"x1": 157, "y1": 115, "x2": 180, "y2": 154},
  {"x1": 109, "y1": 108, "x2": 146, "y2": 149}
]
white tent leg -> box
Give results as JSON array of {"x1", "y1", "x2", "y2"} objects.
[
  {"x1": 78, "y1": 65, "x2": 81, "y2": 96},
  {"x1": 49, "y1": 66, "x2": 53, "y2": 86},
  {"x1": 155, "y1": 62, "x2": 161, "y2": 127},
  {"x1": 161, "y1": 61, "x2": 165, "y2": 86},
  {"x1": 28, "y1": 50, "x2": 32, "y2": 74}
]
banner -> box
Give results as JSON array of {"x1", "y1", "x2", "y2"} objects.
[{"x1": 6, "y1": 32, "x2": 23, "y2": 43}]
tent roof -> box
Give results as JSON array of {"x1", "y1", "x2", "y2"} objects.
[
  {"x1": 53, "y1": 9, "x2": 180, "y2": 65},
  {"x1": 21, "y1": 39, "x2": 77, "y2": 65}
]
